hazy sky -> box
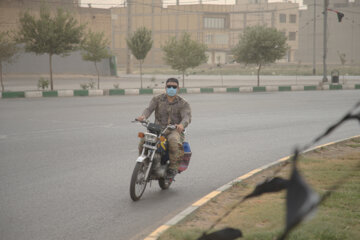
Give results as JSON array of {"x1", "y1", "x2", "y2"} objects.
[{"x1": 80, "y1": 0, "x2": 304, "y2": 9}]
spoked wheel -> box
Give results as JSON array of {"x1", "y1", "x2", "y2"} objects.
[
  {"x1": 130, "y1": 162, "x2": 148, "y2": 201},
  {"x1": 158, "y1": 177, "x2": 172, "y2": 190}
]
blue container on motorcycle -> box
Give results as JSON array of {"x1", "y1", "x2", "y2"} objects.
[
  {"x1": 183, "y1": 142, "x2": 191, "y2": 153},
  {"x1": 179, "y1": 142, "x2": 192, "y2": 173}
]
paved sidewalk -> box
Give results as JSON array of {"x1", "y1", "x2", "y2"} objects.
[
  {"x1": 2, "y1": 74, "x2": 360, "y2": 91},
  {"x1": 1, "y1": 83, "x2": 359, "y2": 99}
]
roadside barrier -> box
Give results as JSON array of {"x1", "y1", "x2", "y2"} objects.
[{"x1": 1, "y1": 84, "x2": 359, "y2": 99}]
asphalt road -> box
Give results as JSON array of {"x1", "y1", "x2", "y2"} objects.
[
  {"x1": 0, "y1": 91, "x2": 359, "y2": 240},
  {"x1": 3, "y1": 74, "x2": 360, "y2": 91}
]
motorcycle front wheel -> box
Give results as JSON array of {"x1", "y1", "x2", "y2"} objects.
[
  {"x1": 158, "y1": 177, "x2": 172, "y2": 190},
  {"x1": 130, "y1": 162, "x2": 148, "y2": 201}
]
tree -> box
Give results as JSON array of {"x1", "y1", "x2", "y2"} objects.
[
  {"x1": 162, "y1": 33, "x2": 208, "y2": 88},
  {"x1": 0, "y1": 31, "x2": 18, "y2": 92},
  {"x1": 127, "y1": 27, "x2": 153, "y2": 89},
  {"x1": 232, "y1": 26, "x2": 288, "y2": 86},
  {"x1": 81, "y1": 31, "x2": 111, "y2": 89},
  {"x1": 17, "y1": 5, "x2": 85, "y2": 90}
]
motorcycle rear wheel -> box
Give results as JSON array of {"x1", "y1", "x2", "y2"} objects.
[
  {"x1": 158, "y1": 177, "x2": 172, "y2": 190},
  {"x1": 130, "y1": 162, "x2": 148, "y2": 201}
]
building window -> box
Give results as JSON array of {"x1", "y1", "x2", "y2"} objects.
[
  {"x1": 205, "y1": 33, "x2": 213, "y2": 44},
  {"x1": 290, "y1": 14, "x2": 296, "y2": 23},
  {"x1": 289, "y1": 32, "x2": 296, "y2": 41},
  {"x1": 214, "y1": 34, "x2": 229, "y2": 45},
  {"x1": 280, "y1": 31, "x2": 286, "y2": 37},
  {"x1": 279, "y1": 14, "x2": 286, "y2": 23},
  {"x1": 204, "y1": 17, "x2": 225, "y2": 29}
]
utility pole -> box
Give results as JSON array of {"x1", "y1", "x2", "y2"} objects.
[
  {"x1": 126, "y1": 0, "x2": 132, "y2": 74},
  {"x1": 322, "y1": 0, "x2": 328, "y2": 82},
  {"x1": 351, "y1": 18, "x2": 354, "y2": 63},
  {"x1": 312, "y1": 1, "x2": 316, "y2": 75}
]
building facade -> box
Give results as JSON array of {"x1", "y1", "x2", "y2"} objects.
[
  {"x1": 1, "y1": 0, "x2": 301, "y2": 72},
  {"x1": 0, "y1": 0, "x2": 111, "y2": 43},
  {"x1": 111, "y1": 0, "x2": 299, "y2": 70},
  {"x1": 0, "y1": 0, "x2": 113, "y2": 75},
  {"x1": 297, "y1": 0, "x2": 360, "y2": 64}
]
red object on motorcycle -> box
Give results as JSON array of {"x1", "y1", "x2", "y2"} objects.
[
  {"x1": 138, "y1": 132, "x2": 145, "y2": 138},
  {"x1": 178, "y1": 142, "x2": 191, "y2": 173}
]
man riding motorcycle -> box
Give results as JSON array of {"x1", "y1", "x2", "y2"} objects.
[{"x1": 137, "y1": 78, "x2": 192, "y2": 179}]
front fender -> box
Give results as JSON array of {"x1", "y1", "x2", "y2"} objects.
[{"x1": 136, "y1": 155, "x2": 147, "y2": 163}]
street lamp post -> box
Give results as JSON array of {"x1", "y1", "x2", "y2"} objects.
[
  {"x1": 323, "y1": 0, "x2": 329, "y2": 82},
  {"x1": 322, "y1": 0, "x2": 345, "y2": 82},
  {"x1": 313, "y1": 1, "x2": 316, "y2": 75}
]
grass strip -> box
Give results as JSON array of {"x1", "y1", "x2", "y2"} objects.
[
  {"x1": 304, "y1": 85, "x2": 317, "y2": 91},
  {"x1": 179, "y1": 88, "x2": 187, "y2": 94},
  {"x1": 253, "y1": 86, "x2": 266, "y2": 92},
  {"x1": 42, "y1": 91, "x2": 58, "y2": 97},
  {"x1": 2, "y1": 91, "x2": 25, "y2": 98},
  {"x1": 159, "y1": 137, "x2": 360, "y2": 240},
  {"x1": 279, "y1": 86, "x2": 291, "y2": 91},
  {"x1": 226, "y1": 88, "x2": 239, "y2": 93},
  {"x1": 140, "y1": 88, "x2": 153, "y2": 94},
  {"x1": 330, "y1": 84, "x2": 343, "y2": 90},
  {"x1": 109, "y1": 89, "x2": 125, "y2": 95},
  {"x1": 200, "y1": 88, "x2": 214, "y2": 93},
  {"x1": 74, "y1": 90, "x2": 89, "y2": 96}
]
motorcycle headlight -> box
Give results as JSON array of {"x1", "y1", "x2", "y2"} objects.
[{"x1": 144, "y1": 133, "x2": 158, "y2": 143}]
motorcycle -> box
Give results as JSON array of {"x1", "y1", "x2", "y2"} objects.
[{"x1": 130, "y1": 120, "x2": 191, "y2": 201}]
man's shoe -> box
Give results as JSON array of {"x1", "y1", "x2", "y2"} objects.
[{"x1": 166, "y1": 168, "x2": 177, "y2": 180}]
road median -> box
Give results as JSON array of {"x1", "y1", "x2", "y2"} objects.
[
  {"x1": 146, "y1": 136, "x2": 360, "y2": 240},
  {"x1": 1, "y1": 83, "x2": 359, "y2": 99}
]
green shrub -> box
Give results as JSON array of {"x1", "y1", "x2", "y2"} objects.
[
  {"x1": 80, "y1": 80, "x2": 96, "y2": 90},
  {"x1": 80, "y1": 83, "x2": 89, "y2": 90},
  {"x1": 88, "y1": 80, "x2": 96, "y2": 89},
  {"x1": 37, "y1": 77, "x2": 49, "y2": 90}
]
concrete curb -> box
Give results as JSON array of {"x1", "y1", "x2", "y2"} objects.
[
  {"x1": 25, "y1": 91, "x2": 42, "y2": 98},
  {"x1": 214, "y1": 87, "x2": 226, "y2": 93},
  {"x1": 1, "y1": 84, "x2": 359, "y2": 99},
  {"x1": 187, "y1": 88, "x2": 201, "y2": 94},
  {"x1": 58, "y1": 90, "x2": 74, "y2": 97},
  {"x1": 266, "y1": 86, "x2": 278, "y2": 92},
  {"x1": 291, "y1": 85, "x2": 304, "y2": 91},
  {"x1": 89, "y1": 89, "x2": 104, "y2": 96},
  {"x1": 153, "y1": 89, "x2": 165, "y2": 94},
  {"x1": 239, "y1": 86, "x2": 252, "y2": 92},
  {"x1": 144, "y1": 135, "x2": 360, "y2": 240},
  {"x1": 125, "y1": 89, "x2": 139, "y2": 95}
]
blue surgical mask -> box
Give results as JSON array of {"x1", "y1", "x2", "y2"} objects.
[{"x1": 166, "y1": 87, "x2": 177, "y2": 97}]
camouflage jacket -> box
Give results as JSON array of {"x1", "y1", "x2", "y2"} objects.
[{"x1": 142, "y1": 94, "x2": 192, "y2": 128}]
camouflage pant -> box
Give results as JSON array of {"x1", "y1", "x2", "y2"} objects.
[{"x1": 138, "y1": 130, "x2": 184, "y2": 171}]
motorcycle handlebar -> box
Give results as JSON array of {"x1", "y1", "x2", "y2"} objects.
[
  {"x1": 167, "y1": 125, "x2": 176, "y2": 130},
  {"x1": 132, "y1": 119, "x2": 178, "y2": 131},
  {"x1": 132, "y1": 119, "x2": 148, "y2": 124}
]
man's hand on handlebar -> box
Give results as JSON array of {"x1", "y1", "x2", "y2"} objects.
[
  {"x1": 137, "y1": 116, "x2": 145, "y2": 122},
  {"x1": 176, "y1": 124, "x2": 184, "y2": 133}
]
